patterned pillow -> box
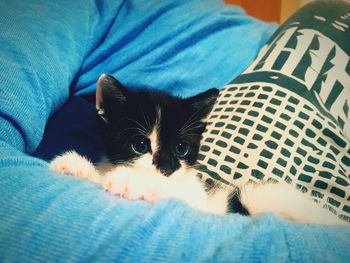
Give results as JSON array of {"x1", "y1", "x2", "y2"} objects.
[{"x1": 197, "y1": 1, "x2": 350, "y2": 222}]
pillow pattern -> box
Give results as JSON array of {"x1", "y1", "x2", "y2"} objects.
[{"x1": 197, "y1": 0, "x2": 350, "y2": 222}]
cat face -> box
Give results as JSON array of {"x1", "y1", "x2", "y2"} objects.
[{"x1": 96, "y1": 74, "x2": 218, "y2": 177}]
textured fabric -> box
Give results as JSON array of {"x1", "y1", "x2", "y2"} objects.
[
  {"x1": 1, "y1": 0, "x2": 350, "y2": 262},
  {"x1": 198, "y1": 0, "x2": 350, "y2": 223}
]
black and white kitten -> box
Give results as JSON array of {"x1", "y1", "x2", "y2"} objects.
[{"x1": 50, "y1": 74, "x2": 346, "y2": 226}]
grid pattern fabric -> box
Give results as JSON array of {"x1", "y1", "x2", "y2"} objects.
[
  {"x1": 197, "y1": 82, "x2": 350, "y2": 221},
  {"x1": 197, "y1": 5, "x2": 350, "y2": 222}
]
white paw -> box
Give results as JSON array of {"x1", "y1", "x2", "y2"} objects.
[
  {"x1": 50, "y1": 151, "x2": 99, "y2": 180},
  {"x1": 102, "y1": 168, "x2": 166, "y2": 202}
]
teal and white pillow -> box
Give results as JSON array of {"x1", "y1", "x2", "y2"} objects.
[{"x1": 197, "y1": 2, "x2": 350, "y2": 222}]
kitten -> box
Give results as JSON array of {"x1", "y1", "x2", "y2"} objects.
[{"x1": 50, "y1": 74, "x2": 347, "y2": 226}]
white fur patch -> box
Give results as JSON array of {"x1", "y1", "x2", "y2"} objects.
[
  {"x1": 133, "y1": 154, "x2": 157, "y2": 172},
  {"x1": 205, "y1": 186, "x2": 231, "y2": 214},
  {"x1": 149, "y1": 129, "x2": 159, "y2": 155},
  {"x1": 240, "y1": 182, "x2": 347, "y2": 226},
  {"x1": 149, "y1": 106, "x2": 161, "y2": 155}
]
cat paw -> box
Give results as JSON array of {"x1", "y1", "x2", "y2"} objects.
[
  {"x1": 102, "y1": 170, "x2": 163, "y2": 202},
  {"x1": 50, "y1": 151, "x2": 99, "y2": 180}
]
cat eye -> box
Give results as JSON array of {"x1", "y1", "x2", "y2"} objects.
[
  {"x1": 131, "y1": 139, "x2": 150, "y2": 154},
  {"x1": 175, "y1": 142, "x2": 190, "y2": 158}
]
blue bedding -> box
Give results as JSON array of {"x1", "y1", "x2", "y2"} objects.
[{"x1": 0, "y1": 0, "x2": 349, "y2": 262}]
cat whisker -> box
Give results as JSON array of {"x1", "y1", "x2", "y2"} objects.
[
  {"x1": 181, "y1": 123, "x2": 204, "y2": 133},
  {"x1": 178, "y1": 133, "x2": 203, "y2": 139},
  {"x1": 179, "y1": 123, "x2": 204, "y2": 136},
  {"x1": 180, "y1": 119, "x2": 201, "y2": 131},
  {"x1": 140, "y1": 106, "x2": 152, "y2": 131},
  {"x1": 124, "y1": 117, "x2": 147, "y2": 130},
  {"x1": 179, "y1": 119, "x2": 203, "y2": 133},
  {"x1": 124, "y1": 117, "x2": 149, "y2": 135},
  {"x1": 116, "y1": 127, "x2": 148, "y2": 137},
  {"x1": 179, "y1": 97, "x2": 213, "y2": 133},
  {"x1": 179, "y1": 106, "x2": 206, "y2": 134}
]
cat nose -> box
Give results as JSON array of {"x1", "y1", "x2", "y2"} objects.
[
  {"x1": 152, "y1": 154, "x2": 177, "y2": 177},
  {"x1": 159, "y1": 167, "x2": 173, "y2": 177}
]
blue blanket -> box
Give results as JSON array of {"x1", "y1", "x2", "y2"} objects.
[{"x1": 1, "y1": 0, "x2": 349, "y2": 262}]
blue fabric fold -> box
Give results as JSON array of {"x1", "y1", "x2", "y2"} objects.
[{"x1": 2, "y1": 0, "x2": 349, "y2": 262}]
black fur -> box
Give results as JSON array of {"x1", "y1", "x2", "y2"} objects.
[
  {"x1": 227, "y1": 188, "x2": 250, "y2": 215},
  {"x1": 97, "y1": 74, "x2": 219, "y2": 176}
]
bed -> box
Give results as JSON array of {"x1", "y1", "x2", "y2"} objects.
[{"x1": 1, "y1": 0, "x2": 349, "y2": 262}]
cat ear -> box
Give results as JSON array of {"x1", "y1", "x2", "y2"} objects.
[
  {"x1": 187, "y1": 88, "x2": 219, "y2": 118},
  {"x1": 96, "y1": 74, "x2": 127, "y2": 122}
]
